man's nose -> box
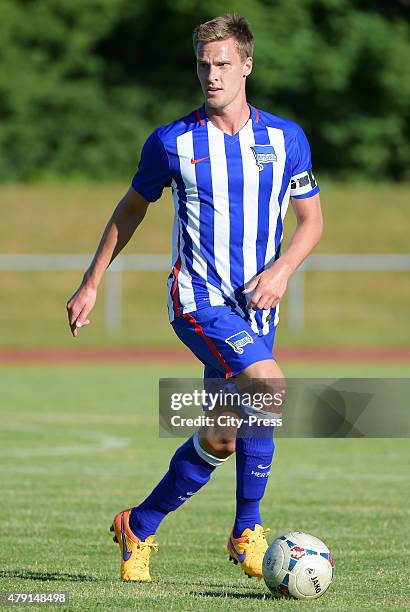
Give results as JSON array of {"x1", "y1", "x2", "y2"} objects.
[{"x1": 207, "y1": 65, "x2": 220, "y2": 82}]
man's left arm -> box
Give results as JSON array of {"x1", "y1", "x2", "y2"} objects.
[{"x1": 244, "y1": 193, "x2": 323, "y2": 310}]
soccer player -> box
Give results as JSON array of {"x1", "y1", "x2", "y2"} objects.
[{"x1": 66, "y1": 14, "x2": 323, "y2": 582}]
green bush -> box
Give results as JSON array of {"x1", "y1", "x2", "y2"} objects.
[{"x1": 0, "y1": 0, "x2": 408, "y2": 180}]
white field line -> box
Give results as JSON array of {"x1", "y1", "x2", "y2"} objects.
[
  {"x1": 276, "y1": 471, "x2": 409, "y2": 482},
  {"x1": 0, "y1": 430, "x2": 130, "y2": 458}
]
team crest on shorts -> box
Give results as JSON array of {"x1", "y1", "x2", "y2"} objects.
[
  {"x1": 225, "y1": 330, "x2": 254, "y2": 354},
  {"x1": 251, "y1": 145, "x2": 277, "y2": 171}
]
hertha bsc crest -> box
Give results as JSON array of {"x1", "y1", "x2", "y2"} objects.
[
  {"x1": 225, "y1": 331, "x2": 254, "y2": 354},
  {"x1": 251, "y1": 145, "x2": 277, "y2": 171}
]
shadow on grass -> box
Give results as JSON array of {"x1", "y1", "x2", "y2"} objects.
[
  {"x1": 188, "y1": 590, "x2": 274, "y2": 601},
  {"x1": 0, "y1": 569, "x2": 97, "y2": 582}
]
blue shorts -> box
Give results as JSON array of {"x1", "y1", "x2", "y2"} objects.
[{"x1": 171, "y1": 305, "x2": 276, "y2": 380}]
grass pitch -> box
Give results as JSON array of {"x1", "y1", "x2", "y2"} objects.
[{"x1": 0, "y1": 363, "x2": 409, "y2": 611}]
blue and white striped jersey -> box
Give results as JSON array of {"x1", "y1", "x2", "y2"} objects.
[{"x1": 132, "y1": 104, "x2": 320, "y2": 335}]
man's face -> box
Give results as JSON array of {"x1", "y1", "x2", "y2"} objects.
[{"x1": 196, "y1": 37, "x2": 252, "y2": 110}]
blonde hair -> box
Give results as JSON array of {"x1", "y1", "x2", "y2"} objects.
[{"x1": 193, "y1": 13, "x2": 254, "y2": 62}]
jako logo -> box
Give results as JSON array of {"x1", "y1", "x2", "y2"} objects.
[
  {"x1": 225, "y1": 331, "x2": 253, "y2": 354},
  {"x1": 309, "y1": 575, "x2": 322, "y2": 594}
]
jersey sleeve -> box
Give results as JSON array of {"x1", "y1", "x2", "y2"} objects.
[
  {"x1": 290, "y1": 126, "x2": 320, "y2": 199},
  {"x1": 131, "y1": 129, "x2": 171, "y2": 202}
]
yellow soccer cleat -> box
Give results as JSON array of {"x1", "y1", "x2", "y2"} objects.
[
  {"x1": 227, "y1": 524, "x2": 270, "y2": 579},
  {"x1": 110, "y1": 508, "x2": 158, "y2": 582}
]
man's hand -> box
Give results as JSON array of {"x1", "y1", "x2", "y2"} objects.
[
  {"x1": 243, "y1": 259, "x2": 292, "y2": 311},
  {"x1": 66, "y1": 281, "x2": 97, "y2": 337},
  {"x1": 244, "y1": 193, "x2": 323, "y2": 311}
]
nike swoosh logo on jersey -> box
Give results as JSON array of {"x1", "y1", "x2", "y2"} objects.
[
  {"x1": 229, "y1": 537, "x2": 246, "y2": 563},
  {"x1": 191, "y1": 156, "x2": 209, "y2": 165},
  {"x1": 121, "y1": 514, "x2": 132, "y2": 561},
  {"x1": 257, "y1": 463, "x2": 272, "y2": 469}
]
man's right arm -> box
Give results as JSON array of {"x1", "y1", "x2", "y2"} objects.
[{"x1": 66, "y1": 188, "x2": 149, "y2": 337}]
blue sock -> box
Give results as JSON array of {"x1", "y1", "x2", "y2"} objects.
[
  {"x1": 233, "y1": 434, "x2": 275, "y2": 538},
  {"x1": 129, "y1": 434, "x2": 225, "y2": 540}
]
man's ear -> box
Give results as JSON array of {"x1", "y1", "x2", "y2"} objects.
[{"x1": 243, "y1": 56, "x2": 253, "y2": 77}]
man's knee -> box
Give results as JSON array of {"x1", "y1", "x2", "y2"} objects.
[
  {"x1": 199, "y1": 429, "x2": 236, "y2": 458},
  {"x1": 237, "y1": 359, "x2": 286, "y2": 414}
]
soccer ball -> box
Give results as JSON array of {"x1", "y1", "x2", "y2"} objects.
[{"x1": 262, "y1": 531, "x2": 334, "y2": 600}]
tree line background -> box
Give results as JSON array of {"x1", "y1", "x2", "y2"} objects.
[{"x1": 0, "y1": 0, "x2": 409, "y2": 182}]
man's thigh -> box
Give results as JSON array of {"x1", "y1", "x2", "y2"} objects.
[{"x1": 171, "y1": 305, "x2": 276, "y2": 379}]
